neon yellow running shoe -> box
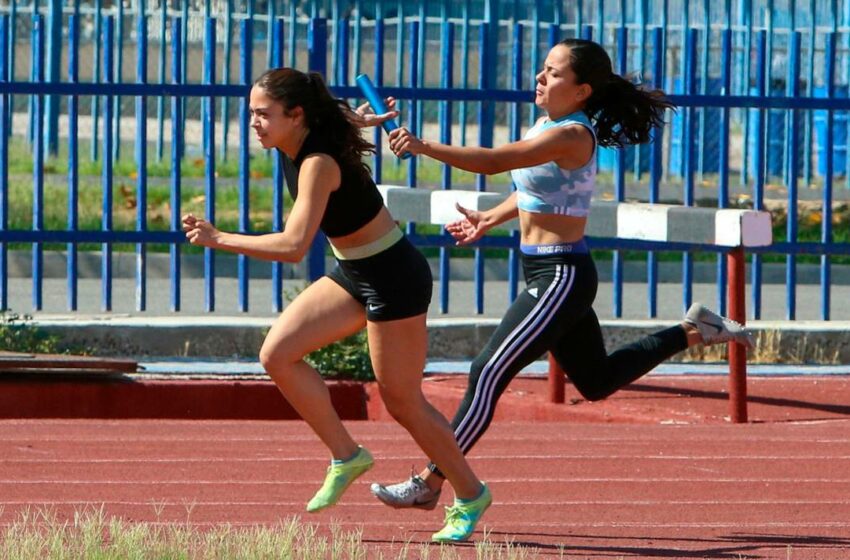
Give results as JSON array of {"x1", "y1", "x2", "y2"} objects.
[
  {"x1": 306, "y1": 446, "x2": 373, "y2": 513},
  {"x1": 431, "y1": 483, "x2": 492, "y2": 543}
]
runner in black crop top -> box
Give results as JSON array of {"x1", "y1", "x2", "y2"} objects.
[
  {"x1": 284, "y1": 130, "x2": 384, "y2": 238},
  {"x1": 182, "y1": 67, "x2": 491, "y2": 541}
]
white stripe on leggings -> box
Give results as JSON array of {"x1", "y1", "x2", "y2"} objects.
[{"x1": 454, "y1": 264, "x2": 575, "y2": 452}]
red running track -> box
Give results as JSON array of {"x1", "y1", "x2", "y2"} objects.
[{"x1": 2, "y1": 419, "x2": 850, "y2": 558}]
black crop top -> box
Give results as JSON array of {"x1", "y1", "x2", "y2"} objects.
[{"x1": 280, "y1": 131, "x2": 384, "y2": 238}]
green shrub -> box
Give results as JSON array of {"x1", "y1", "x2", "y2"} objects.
[
  {"x1": 0, "y1": 312, "x2": 62, "y2": 354},
  {"x1": 306, "y1": 331, "x2": 374, "y2": 382}
]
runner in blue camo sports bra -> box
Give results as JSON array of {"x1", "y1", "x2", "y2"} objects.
[
  {"x1": 511, "y1": 111, "x2": 597, "y2": 217},
  {"x1": 373, "y1": 38, "x2": 754, "y2": 512}
]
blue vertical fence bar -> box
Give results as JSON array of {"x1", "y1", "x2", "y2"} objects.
[
  {"x1": 287, "y1": 0, "x2": 296, "y2": 68},
  {"x1": 237, "y1": 18, "x2": 252, "y2": 309},
  {"x1": 114, "y1": 0, "x2": 124, "y2": 161},
  {"x1": 682, "y1": 27, "x2": 697, "y2": 313},
  {"x1": 751, "y1": 30, "x2": 766, "y2": 319},
  {"x1": 156, "y1": 0, "x2": 166, "y2": 161},
  {"x1": 220, "y1": 0, "x2": 233, "y2": 161},
  {"x1": 740, "y1": 0, "x2": 752, "y2": 186},
  {"x1": 101, "y1": 16, "x2": 114, "y2": 311},
  {"x1": 5, "y1": 0, "x2": 14, "y2": 137},
  {"x1": 612, "y1": 24, "x2": 627, "y2": 318},
  {"x1": 395, "y1": 0, "x2": 404, "y2": 143},
  {"x1": 270, "y1": 17, "x2": 284, "y2": 313},
  {"x1": 135, "y1": 10, "x2": 148, "y2": 311},
  {"x1": 3, "y1": 3, "x2": 11, "y2": 138},
  {"x1": 474, "y1": 21, "x2": 491, "y2": 314},
  {"x1": 0, "y1": 16, "x2": 7, "y2": 310},
  {"x1": 647, "y1": 26, "x2": 664, "y2": 318},
  {"x1": 459, "y1": 0, "x2": 469, "y2": 145},
  {"x1": 306, "y1": 17, "x2": 327, "y2": 282},
  {"x1": 265, "y1": 0, "x2": 274, "y2": 70},
  {"x1": 68, "y1": 15, "x2": 80, "y2": 311},
  {"x1": 716, "y1": 28, "x2": 731, "y2": 317},
  {"x1": 204, "y1": 17, "x2": 217, "y2": 312},
  {"x1": 528, "y1": 0, "x2": 540, "y2": 128},
  {"x1": 372, "y1": 15, "x2": 385, "y2": 182},
  {"x1": 179, "y1": 0, "x2": 188, "y2": 153},
  {"x1": 91, "y1": 0, "x2": 102, "y2": 161},
  {"x1": 32, "y1": 14, "x2": 45, "y2": 311},
  {"x1": 786, "y1": 31, "x2": 801, "y2": 320},
  {"x1": 170, "y1": 17, "x2": 183, "y2": 311},
  {"x1": 438, "y1": 20, "x2": 454, "y2": 314},
  {"x1": 336, "y1": 18, "x2": 349, "y2": 85},
  {"x1": 803, "y1": 0, "x2": 815, "y2": 186},
  {"x1": 353, "y1": 0, "x2": 362, "y2": 79},
  {"x1": 407, "y1": 21, "x2": 419, "y2": 189},
  {"x1": 508, "y1": 21, "x2": 522, "y2": 304},
  {"x1": 45, "y1": 0, "x2": 60, "y2": 156},
  {"x1": 415, "y1": 1, "x2": 426, "y2": 139},
  {"x1": 821, "y1": 32, "x2": 835, "y2": 320},
  {"x1": 697, "y1": 0, "x2": 709, "y2": 179},
  {"x1": 26, "y1": 7, "x2": 35, "y2": 147}
]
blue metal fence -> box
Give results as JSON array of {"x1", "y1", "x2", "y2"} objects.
[{"x1": 1, "y1": 0, "x2": 850, "y2": 322}]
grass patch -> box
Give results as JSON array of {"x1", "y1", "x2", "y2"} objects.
[
  {"x1": 0, "y1": 507, "x2": 540, "y2": 560},
  {"x1": 7, "y1": 136, "x2": 850, "y2": 264}
]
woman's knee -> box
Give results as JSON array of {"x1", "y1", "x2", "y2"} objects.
[
  {"x1": 380, "y1": 387, "x2": 425, "y2": 424},
  {"x1": 259, "y1": 335, "x2": 303, "y2": 373}
]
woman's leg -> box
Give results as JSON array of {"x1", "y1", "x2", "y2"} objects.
[
  {"x1": 367, "y1": 312, "x2": 484, "y2": 499},
  {"x1": 260, "y1": 277, "x2": 366, "y2": 459},
  {"x1": 551, "y1": 302, "x2": 753, "y2": 402},
  {"x1": 406, "y1": 262, "x2": 588, "y2": 494}
]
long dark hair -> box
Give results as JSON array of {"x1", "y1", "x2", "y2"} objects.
[
  {"x1": 254, "y1": 68, "x2": 375, "y2": 174},
  {"x1": 557, "y1": 39, "x2": 673, "y2": 148}
]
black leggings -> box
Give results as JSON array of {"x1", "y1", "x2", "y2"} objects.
[{"x1": 428, "y1": 251, "x2": 688, "y2": 475}]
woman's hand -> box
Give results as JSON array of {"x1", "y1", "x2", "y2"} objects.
[
  {"x1": 182, "y1": 213, "x2": 222, "y2": 248},
  {"x1": 388, "y1": 126, "x2": 427, "y2": 157},
  {"x1": 444, "y1": 203, "x2": 491, "y2": 245},
  {"x1": 353, "y1": 97, "x2": 399, "y2": 128}
]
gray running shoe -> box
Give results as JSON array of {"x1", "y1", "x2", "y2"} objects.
[
  {"x1": 370, "y1": 475, "x2": 441, "y2": 510},
  {"x1": 684, "y1": 303, "x2": 755, "y2": 349}
]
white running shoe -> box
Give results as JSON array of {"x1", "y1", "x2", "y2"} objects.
[
  {"x1": 684, "y1": 303, "x2": 755, "y2": 349},
  {"x1": 370, "y1": 475, "x2": 441, "y2": 510}
]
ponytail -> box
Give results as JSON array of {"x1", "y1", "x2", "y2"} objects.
[
  {"x1": 557, "y1": 39, "x2": 673, "y2": 148},
  {"x1": 585, "y1": 72, "x2": 672, "y2": 148}
]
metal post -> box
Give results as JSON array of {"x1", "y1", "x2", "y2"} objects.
[
  {"x1": 727, "y1": 246, "x2": 748, "y2": 423},
  {"x1": 548, "y1": 354, "x2": 565, "y2": 404}
]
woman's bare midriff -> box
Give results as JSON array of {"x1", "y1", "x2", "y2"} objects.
[
  {"x1": 328, "y1": 206, "x2": 399, "y2": 249},
  {"x1": 519, "y1": 211, "x2": 587, "y2": 245}
]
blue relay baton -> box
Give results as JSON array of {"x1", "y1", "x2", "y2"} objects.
[{"x1": 355, "y1": 73, "x2": 412, "y2": 159}]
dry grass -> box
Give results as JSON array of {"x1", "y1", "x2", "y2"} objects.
[
  {"x1": 0, "y1": 507, "x2": 541, "y2": 560},
  {"x1": 679, "y1": 329, "x2": 840, "y2": 365}
]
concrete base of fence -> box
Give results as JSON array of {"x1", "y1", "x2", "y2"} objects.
[{"x1": 29, "y1": 316, "x2": 850, "y2": 365}]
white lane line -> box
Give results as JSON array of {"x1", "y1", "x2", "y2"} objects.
[
  {"x1": 1, "y1": 500, "x2": 849, "y2": 506},
  {"x1": 0, "y1": 519, "x2": 848, "y2": 530},
  {"x1": 3, "y1": 435, "x2": 850, "y2": 443},
  {"x1": 3, "y1": 454, "x2": 850, "y2": 463},
  {"x1": 3, "y1": 477, "x2": 850, "y2": 484}
]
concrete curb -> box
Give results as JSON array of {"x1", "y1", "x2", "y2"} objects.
[{"x1": 28, "y1": 315, "x2": 850, "y2": 364}]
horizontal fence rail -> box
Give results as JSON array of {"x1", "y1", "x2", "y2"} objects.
[{"x1": 0, "y1": 1, "x2": 848, "y2": 321}]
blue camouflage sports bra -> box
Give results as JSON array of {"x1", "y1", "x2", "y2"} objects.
[{"x1": 511, "y1": 111, "x2": 597, "y2": 217}]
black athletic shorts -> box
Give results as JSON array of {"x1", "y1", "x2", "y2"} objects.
[{"x1": 326, "y1": 236, "x2": 433, "y2": 322}]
